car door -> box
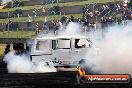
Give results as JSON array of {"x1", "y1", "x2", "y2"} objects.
[
  {"x1": 31, "y1": 39, "x2": 52, "y2": 55},
  {"x1": 51, "y1": 38, "x2": 72, "y2": 66},
  {"x1": 71, "y1": 38, "x2": 90, "y2": 63}
]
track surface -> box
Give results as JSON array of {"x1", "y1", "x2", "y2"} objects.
[{"x1": 0, "y1": 60, "x2": 132, "y2": 88}]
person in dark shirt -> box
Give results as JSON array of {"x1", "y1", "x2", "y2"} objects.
[
  {"x1": 71, "y1": 15, "x2": 74, "y2": 22},
  {"x1": 4, "y1": 43, "x2": 11, "y2": 54}
]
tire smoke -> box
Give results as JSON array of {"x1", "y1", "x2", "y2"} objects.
[
  {"x1": 3, "y1": 51, "x2": 57, "y2": 73},
  {"x1": 85, "y1": 22, "x2": 132, "y2": 75},
  {"x1": 3, "y1": 21, "x2": 132, "y2": 75}
]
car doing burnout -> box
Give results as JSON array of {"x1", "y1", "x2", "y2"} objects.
[{"x1": 30, "y1": 35, "x2": 97, "y2": 70}]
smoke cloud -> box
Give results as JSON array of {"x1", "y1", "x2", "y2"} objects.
[
  {"x1": 58, "y1": 22, "x2": 82, "y2": 36},
  {"x1": 85, "y1": 22, "x2": 132, "y2": 75},
  {"x1": 3, "y1": 21, "x2": 132, "y2": 75},
  {"x1": 3, "y1": 51, "x2": 57, "y2": 73}
]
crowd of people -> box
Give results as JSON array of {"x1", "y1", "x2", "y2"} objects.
[{"x1": 4, "y1": 2, "x2": 132, "y2": 35}]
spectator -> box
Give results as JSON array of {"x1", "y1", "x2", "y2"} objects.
[
  {"x1": 101, "y1": 17, "x2": 106, "y2": 28},
  {"x1": 65, "y1": 16, "x2": 69, "y2": 25},
  {"x1": 108, "y1": 16, "x2": 113, "y2": 25},
  {"x1": 82, "y1": 19, "x2": 89, "y2": 32},
  {"x1": 71, "y1": 15, "x2": 74, "y2": 22},
  {"x1": 83, "y1": 19, "x2": 89, "y2": 27},
  {"x1": 81, "y1": 15, "x2": 87, "y2": 22},
  {"x1": 4, "y1": 43, "x2": 11, "y2": 54},
  {"x1": 13, "y1": 9, "x2": 23, "y2": 17},
  {"x1": 6, "y1": 19, "x2": 12, "y2": 30},
  {"x1": 52, "y1": 20, "x2": 57, "y2": 33},
  {"x1": 43, "y1": 17, "x2": 49, "y2": 32},
  {"x1": 93, "y1": 22, "x2": 97, "y2": 30},
  {"x1": 58, "y1": 20, "x2": 63, "y2": 30},
  {"x1": 35, "y1": 22, "x2": 39, "y2": 35},
  {"x1": 116, "y1": 3, "x2": 121, "y2": 12},
  {"x1": 41, "y1": 6, "x2": 46, "y2": 16},
  {"x1": 44, "y1": 17, "x2": 47, "y2": 24},
  {"x1": 53, "y1": 6, "x2": 61, "y2": 15},
  {"x1": 8, "y1": 19, "x2": 12, "y2": 24},
  {"x1": 55, "y1": 20, "x2": 61, "y2": 31},
  {"x1": 94, "y1": 9, "x2": 100, "y2": 16},
  {"x1": 60, "y1": 15, "x2": 67, "y2": 24},
  {"x1": 13, "y1": 0, "x2": 24, "y2": 7},
  {"x1": 32, "y1": 8, "x2": 37, "y2": 21},
  {"x1": 52, "y1": 19, "x2": 62, "y2": 33},
  {"x1": 85, "y1": 8, "x2": 90, "y2": 15},
  {"x1": 82, "y1": 5, "x2": 89, "y2": 14},
  {"x1": 77, "y1": 18, "x2": 82, "y2": 24},
  {"x1": 60, "y1": 21, "x2": 63, "y2": 30},
  {"x1": 27, "y1": 14, "x2": 32, "y2": 27}
]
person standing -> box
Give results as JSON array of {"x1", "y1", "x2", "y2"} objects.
[
  {"x1": 32, "y1": 8, "x2": 37, "y2": 21},
  {"x1": 27, "y1": 14, "x2": 32, "y2": 27},
  {"x1": 35, "y1": 22, "x2": 39, "y2": 35},
  {"x1": 4, "y1": 43, "x2": 11, "y2": 54},
  {"x1": 41, "y1": 6, "x2": 46, "y2": 16}
]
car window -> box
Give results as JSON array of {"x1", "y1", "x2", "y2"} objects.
[
  {"x1": 52, "y1": 39, "x2": 71, "y2": 49},
  {"x1": 36, "y1": 40, "x2": 51, "y2": 50},
  {"x1": 75, "y1": 39, "x2": 90, "y2": 48}
]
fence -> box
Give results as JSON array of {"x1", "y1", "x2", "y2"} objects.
[{"x1": 0, "y1": 27, "x2": 49, "y2": 38}]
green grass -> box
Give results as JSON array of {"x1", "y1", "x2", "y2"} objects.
[
  {"x1": 0, "y1": 0, "x2": 122, "y2": 12},
  {"x1": 0, "y1": 31, "x2": 35, "y2": 38},
  {"x1": 0, "y1": 13, "x2": 83, "y2": 23}
]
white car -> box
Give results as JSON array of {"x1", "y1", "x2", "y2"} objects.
[{"x1": 30, "y1": 35, "x2": 97, "y2": 71}]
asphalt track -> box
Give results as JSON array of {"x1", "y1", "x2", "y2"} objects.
[{"x1": 0, "y1": 60, "x2": 132, "y2": 88}]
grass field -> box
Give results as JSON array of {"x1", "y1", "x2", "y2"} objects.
[
  {"x1": 0, "y1": 0, "x2": 122, "y2": 12},
  {"x1": 0, "y1": 31, "x2": 35, "y2": 38}
]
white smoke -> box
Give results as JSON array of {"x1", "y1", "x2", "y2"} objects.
[
  {"x1": 37, "y1": 22, "x2": 83, "y2": 38},
  {"x1": 3, "y1": 21, "x2": 132, "y2": 75},
  {"x1": 3, "y1": 51, "x2": 57, "y2": 73},
  {"x1": 58, "y1": 22, "x2": 82, "y2": 36},
  {"x1": 85, "y1": 22, "x2": 132, "y2": 75},
  {"x1": 35, "y1": 60, "x2": 56, "y2": 73}
]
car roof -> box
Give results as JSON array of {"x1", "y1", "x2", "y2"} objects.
[{"x1": 35, "y1": 36, "x2": 88, "y2": 40}]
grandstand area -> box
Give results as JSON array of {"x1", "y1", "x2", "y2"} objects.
[{"x1": 0, "y1": 0, "x2": 122, "y2": 38}]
